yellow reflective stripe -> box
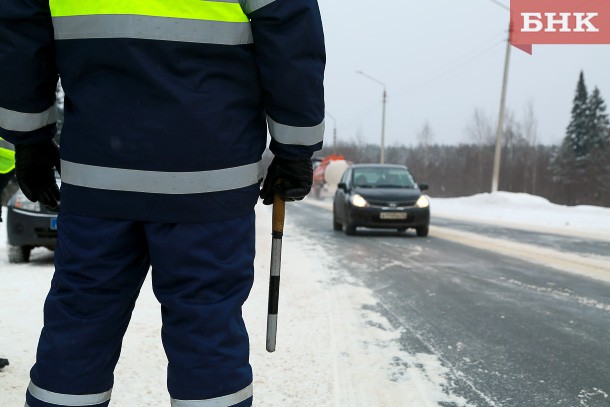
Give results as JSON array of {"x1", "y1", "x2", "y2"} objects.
[
  {"x1": 49, "y1": 0, "x2": 249, "y2": 23},
  {"x1": 0, "y1": 148, "x2": 15, "y2": 174}
]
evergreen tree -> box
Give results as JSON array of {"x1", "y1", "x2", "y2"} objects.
[
  {"x1": 564, "y1": 71, "x2": 589, "y2": 157},
  {"x1": 586, "y1": 87, "x2": 610, "y2": 150}
]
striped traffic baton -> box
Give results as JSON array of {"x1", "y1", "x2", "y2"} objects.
[{"x1": 266, "y1": 192, "x2": 285, "y2": 352}]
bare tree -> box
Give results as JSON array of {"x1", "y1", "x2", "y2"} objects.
[
  {"x1": 522, "y1": 101, "x2": 538, "y2": 194},
  {"x1": 464, "y1": 109, "x2": 494, "y2": 191},
  {"x1": 465, "y1": 108, "x2": 494, "y2": 146},
  {"x1": 416, "y1": 120, "x2": 434, "y2": 168}
]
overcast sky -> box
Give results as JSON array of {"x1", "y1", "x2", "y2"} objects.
[{"x1": 318, "y1": 0, "x2": 610, "y2": 147}]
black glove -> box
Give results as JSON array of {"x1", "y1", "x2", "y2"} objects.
[
  {"x1": 14, "y1": 140, "x2": 60, "y2": 210},
  {"x1": 260, "y1": 157, "x2": 313, "y2": 205}
]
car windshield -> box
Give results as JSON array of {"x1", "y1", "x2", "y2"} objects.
[{"x1": 352, "y1": 167, "x2": 415, "y2": 188}]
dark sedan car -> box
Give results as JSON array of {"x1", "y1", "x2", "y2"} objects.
[
  {"x1": 6, "y1": 175, "x2": 59, "y2": 263},
  {"x1": 333, "y1": 164, "x2": 430, "y2": 236}
]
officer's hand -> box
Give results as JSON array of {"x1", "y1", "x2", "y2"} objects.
[
  {"x1": 14, "y1": 140, "x2": 61, "y2": 210},
  {"x1": 260, "y1": 157, "x2": 313, "y2": 205}
]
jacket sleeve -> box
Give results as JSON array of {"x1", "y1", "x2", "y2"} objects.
[
  {"x1": 241, "y1": 0, "x2": 326, "y2": 160},
  {"x1": 0, "y1": 0, "x2": 58, "y2": 145}
]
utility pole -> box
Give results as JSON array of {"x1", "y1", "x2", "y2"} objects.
[
  {"x1": 325, "y1": 111, "x2": 337, "y2": 154},
  {"x1": 491, "y1": 26, "x2": 511, "y2": 193},
  {"x1": 356, "y1": 70, "x2": 387, "y2": 164}
]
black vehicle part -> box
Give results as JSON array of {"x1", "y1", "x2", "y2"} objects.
[{"x1": 8, "y1": 245, "x2": 32, "y2": 263}]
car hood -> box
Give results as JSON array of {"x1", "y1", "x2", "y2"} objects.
[{"x1": 352, "y1": 187, "x2": 422, "y2": 206}]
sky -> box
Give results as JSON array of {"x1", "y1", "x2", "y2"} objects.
[{"x1": 318, "y1": 0, "x2": 610, "y2": 147}]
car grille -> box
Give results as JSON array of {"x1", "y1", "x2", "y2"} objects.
[{"x1": 367, "y1": 199, "x2": 416, "y2": 207}]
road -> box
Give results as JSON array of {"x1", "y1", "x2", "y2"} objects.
[{"x1": 294, "y1": 199, "x2": 610, "y2": 407}]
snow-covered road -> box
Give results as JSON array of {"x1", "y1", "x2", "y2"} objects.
[
  {"x1": 0, "y1": 204, "x2": 467, "y2": 406},
  {"x1": 1, "y1": 192, "x2": 609, "y2": 406}
]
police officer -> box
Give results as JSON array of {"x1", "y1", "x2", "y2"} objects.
[
  {"x1": 0, "y1": 138, "x2": 14, "y2": 371},
  {"x1": 0, "y1": 138, "x2": 15, "y2": 222},
  {"x1": 0, "y1": 0, "x2": 325, "y2": 405}
]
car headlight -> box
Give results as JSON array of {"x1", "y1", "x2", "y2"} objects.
[
  {"x1": 12, "y1": 190, "x2": 42, "y2": 212},
  {"x1": 351, "y1": 194, "x2": 369, "y2": 208},
  {"x1": 415, "y1": 195, "x2": 429, "y2": 208}
]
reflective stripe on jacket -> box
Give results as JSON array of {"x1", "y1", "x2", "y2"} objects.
[
  {"x1": 0, "y1": 0, "x2": 325, "y2": 222},
  {"x1": 0, "y1": 138, "x2": 15, "y2": 174}
]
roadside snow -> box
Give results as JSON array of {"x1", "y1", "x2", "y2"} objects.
[
  {"x1": 308, "y1": 190, "x2": 610, "y2": 241},
  {"x1": 2, "y1": 191, "x2": 607, "y2": 406},
  {"x1": 0, "y1": 205, "x2": 471, "y2": 406},
  {"x1": 431, "y1": 192, "x2": 610, "y2": 241}
]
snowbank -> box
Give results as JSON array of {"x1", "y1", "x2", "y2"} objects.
[{"x1": 431, "y1": 192, "x2": 610, "y2": 241}]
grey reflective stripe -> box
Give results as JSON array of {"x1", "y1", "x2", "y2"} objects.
[
  {"x1": 240, "y1": 0, "x2": 277, "y2": 14},
  {"x1": 61, "y1": 160, "x2": 264, "y2": 194},
  {"x1": 27, "y1": 381, "x2": 112, "y2": 406},
  {"x1": 267, "y1": 116, "x2": 325, "y2": 146},
  {"x1": 0, "y1": 105, "x2": 57, "y2": 132},
  {"x1": 171, "y1": 383, "x2": 253, "y2": 407},
  {"x1": 53, "y1": 15, "x2": 253, "y2": 45}
]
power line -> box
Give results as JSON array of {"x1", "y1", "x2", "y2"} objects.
[
  {"x1": 393, "y1": 38, "x2": 505, "y2": 98},
  {"x1": 485, "y1": 0, "x2": 509, "y2": 11},
  {"x1": 343, "y1": 100, "x2": 383, "y2": 129}
]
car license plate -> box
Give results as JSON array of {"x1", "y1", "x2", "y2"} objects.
[
  {"x1": 380, "y1": 212, "x2": 407, "y2": 220},
  {"x1": 50, "y1": 217, "x2": 58, "y2": 230}
]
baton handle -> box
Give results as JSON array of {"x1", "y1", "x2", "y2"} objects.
[{"x1": 266, "y1": 193, "x2": 285, "y2": 352}]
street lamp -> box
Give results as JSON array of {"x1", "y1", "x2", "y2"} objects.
[
  {"x1": 325, "y1": 110, "x2": 337, "y2": 154},
  {"x1": 356, "y1": 70, "x2": 387, "y2": 164}
]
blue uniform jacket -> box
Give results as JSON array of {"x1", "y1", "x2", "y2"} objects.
[{"x1": 0, "y1": 0, "x2": 325, "y2": 222}]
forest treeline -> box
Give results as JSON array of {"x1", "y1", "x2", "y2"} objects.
[
  {"x1": 315, "y1": 141, "x2": 609, "y2": 207},
  {"x1": 315, "y1": 72, "x2": 609, "y2": 207}
]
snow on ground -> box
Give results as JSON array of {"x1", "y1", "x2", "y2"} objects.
[
  {"x1": 431, "y1": 192, "x2": 610, "y2": 242},
  {"x1": 1, "y1": 192, "x2": 608, "y2": 406},
  {"x1": 311, "y1": 188, "x2": 610, "y2": 242},
  {"x1": 0, "y1": 205, "x2": 471, "y2": 406}
]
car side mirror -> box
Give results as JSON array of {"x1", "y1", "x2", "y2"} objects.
[
  {"x1": 418, "y1": 183, "x2": 429, "y2": 191},
  {"x1": 337, "y1": 182, "x2": 347, "y2": 191}
]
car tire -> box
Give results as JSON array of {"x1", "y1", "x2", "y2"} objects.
[
  {"x1": 333, "y1": 215, "x2": 342, "y2": 231},
  {"x1": 8, "y1": 245, "x2": 32, "y2": 263},
  {"x1": 344, "y1": 217, "x2": 357, "y2": 236},
  {"x1": 416, "y1": 226, "x2": 429, "y2": 237}
]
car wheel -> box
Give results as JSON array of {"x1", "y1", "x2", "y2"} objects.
[
  {"x1": 416, "y1": 226, "x2": 429, "y2": 237},
  {"x1": 8, "y1": 245, "x2": 32, "y2": 263},
  {"x1": 344, "y1": 217, "x2": 357, "y2": 236},
  {"x1": 333, "y1": 213, "x2": 342, "y2": 231}
]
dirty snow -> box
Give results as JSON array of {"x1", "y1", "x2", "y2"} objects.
[{"x1": 1, "y1": 192, "x2": 608, "y2": 406}]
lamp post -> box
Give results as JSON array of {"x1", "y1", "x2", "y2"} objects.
[
  {"x1": 356, "y1": 70, "x2": 387, "y2": 164},
  {"x1": 491, "y1": 29, "x2": 511, "y2": 192},
  {"x1": 487, "y1": 0, "x2": 511, "y2": 193},
  {"x1": 325, "y1": 111, "x2": 337, "y2": 154}
]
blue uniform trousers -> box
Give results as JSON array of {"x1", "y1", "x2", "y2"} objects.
[{"x1": 26, "y1": 212, "x2": 255, "y2": 407}]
